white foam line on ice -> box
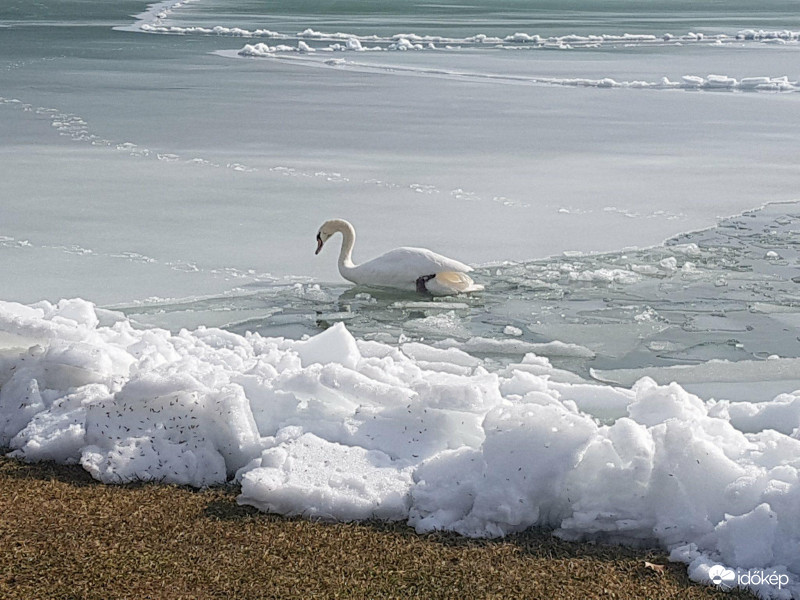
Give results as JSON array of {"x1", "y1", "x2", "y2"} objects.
[
  {"x1": 0, "y1": 96, "x2": 262, "y2": 172},
  {"x1": 117, "y1": 0, "x2": 201, "y2": 33},
  {"x1": 131, "y1": 19, "x2": 800, "y2": 50},
  {"x1": 534, "y1": 73, "x2": 799, "y2": 92},
  {"x1": 233, "y1": 48, "x2": 800, "y2": 94},
  {"x1": 0, "y1": 230, "x2": 275, "y2": 285},
  {"x1": 1, "y1": 95, "x2": 522, "y2": 213}
]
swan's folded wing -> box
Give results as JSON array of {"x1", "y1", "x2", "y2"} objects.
[
  {"x1": 378, "y1": 247, "x2": 473, "y2": 273},
  {"x1": 346, "y1": 247, "x2": 475, "y2": 290},
  {"x1": 427, "y1": 271, "x2": 484, "y2": 295}
]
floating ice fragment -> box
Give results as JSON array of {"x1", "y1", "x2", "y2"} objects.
[
  {"x1": 659, "y1": 257, "x2": 678, "y2": 272},
  {"x1": 706, "y1": 74, "x2": 738, "y2": 88},
  {"x1": 682, "y1": 75, "x2": 705, "y2": 87},
  {"x1": 592, "y1": 357, "x2": 800, "y2": 388},
  {"x1": 569, "y1": 268, "x2": 640, "y2": 285}
]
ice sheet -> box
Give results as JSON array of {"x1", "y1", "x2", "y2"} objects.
[{"x1": 3, "y1": 1, "x2": 800, "y2": 306}]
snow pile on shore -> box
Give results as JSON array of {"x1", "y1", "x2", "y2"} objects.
[{"x1": 0, "y1": 298, "x2": 798, "y2": 597}]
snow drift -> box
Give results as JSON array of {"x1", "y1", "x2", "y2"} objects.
[{"x1": 0, "y1": 298, "x2": 798, "y2": 597}]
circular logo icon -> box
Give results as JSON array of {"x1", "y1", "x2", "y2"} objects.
[{"x1": 709, "y1": 564, "x2": 736, "y2": 590}]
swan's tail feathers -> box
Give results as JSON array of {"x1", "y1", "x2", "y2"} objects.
[{"x1": 427, "y1": 271, "x2": 484, "y2": 295}]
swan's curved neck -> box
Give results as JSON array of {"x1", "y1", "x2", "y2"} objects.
[{"x1": 333, "y1": 219, "x2": 356, "y2": 270}]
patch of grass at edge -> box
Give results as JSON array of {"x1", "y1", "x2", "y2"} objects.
[{"x1": 0, "y1": 457, "x2": 756, "y2": 600}]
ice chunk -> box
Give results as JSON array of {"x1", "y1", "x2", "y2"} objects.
[
  {"x1": 715, "y1": 503, "x2": 778, "y2": 568},
  {"x1": 294, "y1": 322, "x2": 361, "y2": 369},
  {"x1": 238, "y1": 431, "x2": 412, "y2": 521},
  {"x1": 592, "y1": 357, "x2": 800, "y2": 387}
]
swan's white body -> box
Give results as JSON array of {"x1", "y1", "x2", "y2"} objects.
[{"x1": 315, "y1": 219, "x2": 484, "y2": 295}]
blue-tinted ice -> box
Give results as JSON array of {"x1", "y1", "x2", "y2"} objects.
[{"x1": 118, "y1": 201, "x2": 800, "y2": 391}]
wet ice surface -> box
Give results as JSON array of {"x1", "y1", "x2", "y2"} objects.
[
  {"x1": 118, "y1": 201, "x2": 800, "y2": 401},
  {"x1": 4, "y1": 1, "x2": 800, "y2": 307}
]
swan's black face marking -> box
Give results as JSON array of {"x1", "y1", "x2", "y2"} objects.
[
  {"x1": 416, "y1": 274, "x2": 436, "y2": 295},
  {"x1": 315, "y1": 227, "x2": 335, "y2": 255}
]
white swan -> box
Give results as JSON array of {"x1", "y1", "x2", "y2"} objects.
[{"x1": 315, "y1": 219, "x2": 484, "y2": 295}]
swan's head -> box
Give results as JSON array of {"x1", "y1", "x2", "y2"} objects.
[
  {"x1": 315, "y1": 219, "x2": 354, "y2": 255},
  {"x1": 315, "y1": 221, "x2": 337, "y2": 255}
]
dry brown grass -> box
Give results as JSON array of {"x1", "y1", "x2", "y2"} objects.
[{"x1": 0, "y1": 456, "x2": 755, "y2": 600}]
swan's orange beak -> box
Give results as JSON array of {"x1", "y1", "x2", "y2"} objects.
[{"x1": 315, "y1": 235, "x2": 324, "y2": 255}]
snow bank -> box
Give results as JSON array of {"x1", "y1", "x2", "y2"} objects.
[
  {"x1": 736, "y1": 30, "x2": 800, "y2": 43},
  {"x1": 130, "y1": 11, "x2": 800, "y2": 53},
  {"x1": 238, "y1": 42, "x2": 305, "y2": 56},
  {"x1": 533, "y1": 74, "x2": 799, "y2": 93},
  {"x1": 1, "y1": 299, "x2": 799, "y2": 597},
  {"x1": 237, "y1": 42, "x2": 800, "y2": 95}
]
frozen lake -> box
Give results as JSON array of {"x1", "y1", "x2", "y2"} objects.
[
  {"x1": 1, "y1": 1, "x2": 800, "y2": 596},
  {"x1": 2, "y1": 0, "x2": 800, "y2": 306}
]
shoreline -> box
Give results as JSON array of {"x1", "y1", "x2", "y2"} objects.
[{"x1": 0, "y1": 456, "x2": 755, "y2": 599}]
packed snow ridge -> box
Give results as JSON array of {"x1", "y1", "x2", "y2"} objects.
[
  {"x1": 236, "y1": 43, "x2": 800, "y2": 94},
  {"x1": 132, "y1": 12, "x2": 800, "y2": 51},
  {"x1": 1, "y1": 298, "x2": 799, "y2": 598},
  {"x1": 232, "y1": 30, "x2": 800, "y2": 53},
  {"x1": 533, "y1": 74, "x2": 799, "y2": 92}
]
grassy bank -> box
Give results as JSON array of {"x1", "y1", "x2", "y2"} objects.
[{"x1": 0, "y1": 457, "x2": 754, "y2": 599}]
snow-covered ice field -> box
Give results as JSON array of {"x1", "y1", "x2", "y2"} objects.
[{"x1": 2, "y1": 0, "x2": 800, "y2": 596}]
